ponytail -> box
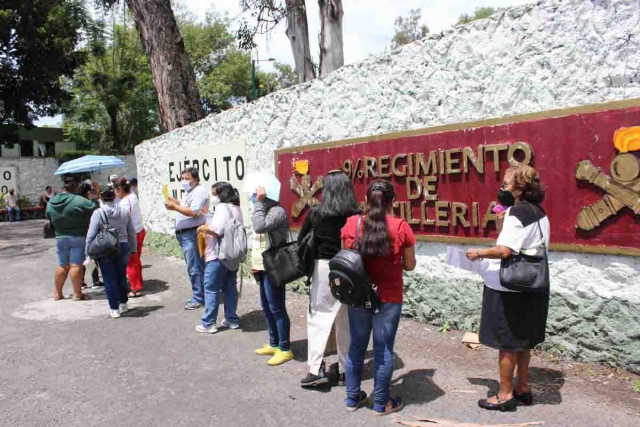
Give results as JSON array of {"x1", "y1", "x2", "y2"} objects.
[{"x1": 360, "y1": 180, "x2": 396, "y2": 258}]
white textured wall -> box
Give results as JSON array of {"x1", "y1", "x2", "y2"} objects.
[
  {"x1": 135, "y1": 0, "x2": 640, "y2": 371},
  {"x1": 0, "y1": 155, "x2": 137, "y2": 203}
]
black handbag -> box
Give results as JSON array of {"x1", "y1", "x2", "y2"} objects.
[
  {"x1": 87, "y1": 209, "x2": 120, "y2": 260},
  {"x1": 297, "y1": 211, "x2": 317, "y2": 282},
  {"x1": 262, "y1": 230, "x2": 305, "y2": 288},
  {"x1": 500, "y1": 206, "x2": 550, "y2": 293}
]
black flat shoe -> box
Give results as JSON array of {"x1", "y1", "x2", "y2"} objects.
[
  {"x1": 301, "y1": 362, "x2": 329, "y2": 388},
  {"x1": 478, "y1": 395, "x2": 517, "y2": 412},
  {"x1": 513, "y1": 389, "x2": 533, "y2": 405}
]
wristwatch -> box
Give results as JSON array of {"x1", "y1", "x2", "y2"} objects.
[{"x1": 477, "y1": 250, "x2": 483, "y2": 260}]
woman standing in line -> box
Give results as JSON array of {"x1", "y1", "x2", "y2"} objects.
[
  {"x1": 86, "y1": 187, "x2": 137, "y2": 318},
  {"x1": 251, "y1": 187, "x2": 294, "y2": 366},
  {"x1": 466, "y1": 165, "x2": 549, "y2": 412},
  {"x1": 298, "y1": 170, "x2": 360, "y2": 388},
  {"x1": 115, "y1": 178, "x2": 146, "y2": 297},
  {"x1": 340, "y1": 180, "x2": 416, "y2": 416},
  {"x1": 196, "y1": 182, "x2": 243, "y2": 334}
]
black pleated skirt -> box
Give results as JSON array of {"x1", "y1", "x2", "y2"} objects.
[{"x1": 479, "y1": 285, "x2": 549, "y2": 351}]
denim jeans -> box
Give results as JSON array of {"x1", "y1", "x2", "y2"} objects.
[
  {"x1": 345, "y1": 303, "x2": 403, "y2": 412},
  {"x1": 7, "y1": 206, "x2": 21, "y2": 221},
  {"x1": 201, "y1": 260, "x2": 239, "y2": 327},
  {"x1": 97, "y1": 243, "x2": 131, "y2": 310},
  {"x1": 176, "y1": 228, "x2": 204, "y2": 304},
  {"x1": 55, "y1": 236, "x2": 86, "y2": 267},
  {"x1": 256, "y1": 271, "x2": 290, "y2": 351}
]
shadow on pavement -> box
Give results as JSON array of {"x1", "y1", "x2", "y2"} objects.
[
  {"x1": 468, "y1": 366, "x2": 564, "y2": 405},
  {"x1": 240, "y1": 310, "x2": 268, "y2": 332},
  {"x1": 122, "y1": 305, "x2": 164, "y2": 318},
  {"x1": 141, "y1": 279, "x2": 169, "y2": 295},
  {"x1": 391, "y1": 368, "x2": 445, "y2": 406}
]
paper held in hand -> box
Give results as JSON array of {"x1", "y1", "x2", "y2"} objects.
[{"x1": 445, "y1": 247, "x2": 499, "y2": 284}]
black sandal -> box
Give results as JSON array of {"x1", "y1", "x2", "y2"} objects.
[
  {"x1": 478, "y1": 394, "x2": 517, "y2": 412},
  {"x1": 513, "y1": 389, "x2": 533, "y2": 405}
]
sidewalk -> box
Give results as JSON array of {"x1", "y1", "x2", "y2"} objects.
[{"x1": 1, "y1": 221, "x2": 638, "y2": 427}]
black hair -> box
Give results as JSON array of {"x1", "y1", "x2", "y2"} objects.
[
  {"x1": 130, "y1": 178, "x2": 138, "y2": 186},
  {"x1": 79, "y1": 180, "x2": 93, "y2": 198},
  {"x1": 101, "y1": 188, "x2": 116, "y2": 202},
  {"x1": 360, "y1": 180, "x2": 396, "y2": 258},
  {"x1": 182, "y1": 167, "x2": 200, "y2": 182},
  {"x1": 318, "y1": 170, "x2": 360, "y2": 217},
  {"x1": 45, "y1": 186, "x2": 52, "y2": 191},
  {"x1": 115, "y1": 177, "x2": 131, "y2": 194},
  {"x1": 212, "y1": 182, "x2": 240, "y2": 206}
]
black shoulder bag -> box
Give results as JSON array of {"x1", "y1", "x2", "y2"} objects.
[
  {"x1": 499, "y1": 205, "x2": 550, "y2": 293},
  {"x1": 262, "y1": 228, "x2": 305, "y2": 288},
  {"x1": 87, "y1": 209, "x2": 120, "y2": 260},
  {"x1": 297, "y1": 210, "x2": 317, "y2": 285}
]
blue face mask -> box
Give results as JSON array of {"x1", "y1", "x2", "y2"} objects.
[{"x1": 249, "y1": 194, "x2": 257, "y2": 204}]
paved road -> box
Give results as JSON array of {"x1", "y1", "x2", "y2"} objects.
[{"x1": 1, "y1": 221, "x2": 638, "y2": 427}]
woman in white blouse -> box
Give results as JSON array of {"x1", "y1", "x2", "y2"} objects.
[
  {"x1": 466, "y1": 165, "x2": 549, "y2": 412},
  {"x1": 115, "y1": 178, "x2": 146, "y2": 297}
]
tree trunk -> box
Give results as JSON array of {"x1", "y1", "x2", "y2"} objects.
[
  {"x1": 285, "y1": 0, "x2": 316, "y2": 83},
  {"x1": 318, "y1": 0, "x2": 344, "y2": 77},
  {"x1": 125, "y1": 0, "x2": 204, "y2": 132},
  {"x1": 107, "y1": 107, "x2": 122, "y2": 153}
]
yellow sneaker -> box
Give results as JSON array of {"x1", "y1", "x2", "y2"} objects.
[
  {"x1": 255, "y1": 344, "x2": 278, "y2": 356},
  {"x1": 267, "y1": 349, "x2": 294, "y2": 366}
]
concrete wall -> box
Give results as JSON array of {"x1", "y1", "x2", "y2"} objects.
[
  {"x1": 0, "y1": 155, "x2": 137, "y2": 203},
  {"x1": 135, "y1": 0, "x2": 640, "y2": 372}
]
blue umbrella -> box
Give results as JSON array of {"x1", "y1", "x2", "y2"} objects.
[{"x1": 54, "y1": 155, "x2": 126, "y2": 176}]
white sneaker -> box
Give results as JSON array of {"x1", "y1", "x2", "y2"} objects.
[
  {"x1": 119, "y1": 303, "x2": 128, "y2": 313},
  {"x1": 109, "y1": 310, "x2": 121, "y2": 319},
  {"x1": 221, "y1": 319, "x2": 240, "y2": 330},
  {"x1": 195, "y1": 324, "x2": 218, "y2": 334}
]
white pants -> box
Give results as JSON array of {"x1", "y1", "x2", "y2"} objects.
[{"x1": 307, "y1": 260, "x2": 350, "y2": 375}]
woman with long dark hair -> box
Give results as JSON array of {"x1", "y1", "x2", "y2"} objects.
[
  {"x1": 115, "y1": 178, "x2": 145, "y2": 297},
  {"x1": 196, "y1": 182, "x2": 243, "y2": 333},
  {"x1": 340, "y1": 180, "x2": 416, "y2": 415},
  {"x1": 298, "y1": 170, "x2": 360, "y2": 388},
  {"x1": 466, "y1": 165, "x2": 550, "y2": 411}
]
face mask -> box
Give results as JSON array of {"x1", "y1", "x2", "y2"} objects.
[
  {"x1": 497, "y1": 189, "x2": 515, "y2": 207},
  {"x1": 212, "y1": 196, "x2": 221, "y2": 207},
  {"x1": 250, "y1": 194, "x2": 257, "y2": 204},
  {"x1": 181, "y1": 180, "x2": 192, "y2": 191}
]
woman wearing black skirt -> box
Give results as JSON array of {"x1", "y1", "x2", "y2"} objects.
[{"x1": 466, "y1": 165, "x2": 549, "y2": 412}]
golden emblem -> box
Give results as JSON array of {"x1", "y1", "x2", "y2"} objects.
[
  {"x1": 575, "y1": 126, "x2": 640, "y2": 231},
  {"x1": 289, "y1": 160, "x2": 324, "y2": 218}
]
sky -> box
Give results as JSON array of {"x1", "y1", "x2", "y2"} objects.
[{"x1": 36, "y1": 0, "x2": 533, "y2": 127}]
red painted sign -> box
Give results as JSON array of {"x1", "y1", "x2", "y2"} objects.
[{"x1": 276, "y1": 101, "x2": 640, "y2": 255}]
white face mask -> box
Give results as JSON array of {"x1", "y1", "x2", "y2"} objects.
[
  {"x1": 212, "y1": 196, "x2": 221, "y2": 207},
  {"x1": 181, "y1": 180, "x2": 192, "y2": 191}
]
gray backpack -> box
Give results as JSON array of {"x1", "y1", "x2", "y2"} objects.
[
  {"x1": 217, "y1": 204, "x2": 248, "y2": 271},
  {"x1": 87, "y1": 209, "x2": 119, "y2": 259}
]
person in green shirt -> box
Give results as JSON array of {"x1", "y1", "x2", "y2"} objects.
[{"x1": 46, "y1": 175, "x2": 97, "y2": 301}]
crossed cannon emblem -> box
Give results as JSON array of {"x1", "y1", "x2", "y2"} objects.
[
  {"x1": 575, "y1": 127, "x2": 640, "y2": 231},
  {"x1": 289, "y1": 160, "x2": 324, "y2": 218}
]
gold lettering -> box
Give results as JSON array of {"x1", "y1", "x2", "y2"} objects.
[
  {"x1": 405, "y1": 202, "x2": 420, "y2": 225},
  {"x1": 421, "y1": 201, "x2": 435, "y2": 225},
  {"x1": 424, "y1": 176, "x2": 438, "y2": 201},
  {"x1": 415, "y1": 153, "x2": 429, "y2": 176},
  {"x1": 507, "y1": 142, "x2": 533, "y2": 166},
  {"x1": 463, "y1": 146, "x2": 484, "y2": 174},
  {"x1": 484, "y1": 144, "x2": 509, "y2": 172},
  {"x1": 482, "y1": 202, "x2": 498, "y2": 228},
  {"x1": 426, "y1": 151, "x2": 438, "y2": 175},
  {"x1": 438, "y1": 150, "x2": 445, "y2": 175},
  {"x1": 445, "y1": 148, "x2": 462, "y2": 174},
  {"x1": 435, "y1": 201, "x2": 450, "y2": 227},
  {"x1": 377, "y1": 155, "x2": 391, "y2": 178},
  {"x1": 365, "y1": 157, "x2": 377, "y2": 178},
  {"x1": 391, "y1": 154, "x2": 407, "y2": 177},
  {"x1": 452, "y1": 202, "x2": 470, "y2": 228},
  {"x1": 407, "y1": 153, "x2": 415, "y2": 176},
  {"x1": 472, "y1": 202, "x2": 479, "y2": 227},
  {"x1": 406, "y1": 177, "x2": 423, "y2": 200}
]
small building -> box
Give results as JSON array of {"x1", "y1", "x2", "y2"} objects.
[{"x1": 0, "y1": 127, "x2": 76, "y2": 158}]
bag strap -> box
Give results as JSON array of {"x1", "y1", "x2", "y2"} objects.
[
  {"x1": 528, "y1": 204, "x2": 546, "y2": 250},
  {"x1": 98, "y1": 209, "x2": 110, "y2": 228}
]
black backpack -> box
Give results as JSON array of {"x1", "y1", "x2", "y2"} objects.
[{"x1": 328, "y1": 216, "x2": 380, "y2": 313}]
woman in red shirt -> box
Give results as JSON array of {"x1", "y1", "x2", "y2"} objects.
[{"x1": 340, "y1": 180, "x2": 416, "y2": 416}]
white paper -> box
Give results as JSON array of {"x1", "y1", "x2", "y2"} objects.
[{"x1": 446, "y1": 247, "x2": 501, "y2": 285}]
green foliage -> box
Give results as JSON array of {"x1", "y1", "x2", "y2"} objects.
[
  {"x1": 0, "y1": 0, "x2": 88, "y2": 127},
  {"x1": 458, "y1": 7, "x2": 498, "y2": 25},
  {"x1": 438, "y1": 320, "x2": 454, "y2": 333},
  {"x1": 633, "y1": 380, "x2": 640, "y2": 393},
  {"x1": 391, "y1": 9, "x2": 429, "y2": 49}
]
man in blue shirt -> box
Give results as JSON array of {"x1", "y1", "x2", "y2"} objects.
[{"x1": 164, "y1": 167, "x2": 210, "y2": 310}]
